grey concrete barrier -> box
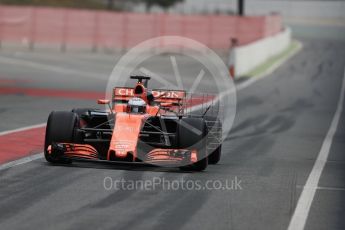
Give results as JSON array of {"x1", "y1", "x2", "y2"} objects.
[{"x1": 230, "y1": 28, "x2": 291, "y2": 78}]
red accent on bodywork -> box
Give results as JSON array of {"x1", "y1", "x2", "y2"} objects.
[
  {"x1": 147, "y1": 106, "x2": 159, "y2": 116},
  {"x1": 97, "y1": 99, "x2": 110, "y2": 105},
  {"x1": 191, "y1": 150, "x2": 198, "y2": 163},
  {"x1": 114, "y1": 104, "x2": 126, "y2": 113},
  {"x1": 114, "y1": 84, "x2": 148, "y2": 103}
]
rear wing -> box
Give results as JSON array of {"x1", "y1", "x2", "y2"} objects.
[
  {"x1": 113, "y1": 87, "x2": 222, "y2": 118},
  {"x1": 113, "y1": 87, "x2": 186, "y2": 105}
]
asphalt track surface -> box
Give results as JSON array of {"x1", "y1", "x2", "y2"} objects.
[{"x1": 0, "y1": 36, "x2": 345, "y2": 230}]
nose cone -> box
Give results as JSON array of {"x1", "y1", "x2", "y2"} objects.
[{"x1": 108, "y1": 113, "x2": 144, "y2": 160}]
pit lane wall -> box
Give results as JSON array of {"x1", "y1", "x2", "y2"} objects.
[
  {"x1": 231, "y1": 27, "x2": 291, "y2": 77},
  {"x1": 0, "y1": 5, "x2": 282, "y2": 51}
]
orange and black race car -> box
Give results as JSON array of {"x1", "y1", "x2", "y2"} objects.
[{"x1": 44, "y1": 76, "x2": 222, "y2": 171}]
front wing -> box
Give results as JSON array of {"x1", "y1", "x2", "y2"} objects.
[{"x1": 47, "y1": 143, "x2": 198, "y2": 166}]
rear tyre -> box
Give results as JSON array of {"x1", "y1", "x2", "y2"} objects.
[
  {"x1": 208, "y1": 145, "x2": 222, "y2": 164},
  {"x1": 44, "y1": 111, "x2": 78, "y2": 164},
  {"x1": 178, "y1": 118, "x2": 208, "y2": 171}
]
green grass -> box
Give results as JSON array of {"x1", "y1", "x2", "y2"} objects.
[{"x1": 243, "y1": 40, "x2": 301, "y2": 78}]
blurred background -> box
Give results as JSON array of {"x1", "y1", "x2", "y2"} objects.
[
  {"x1": 0, "y1": 0, "x2": 343, "y2": 52},
  {"x1": 0, "y1": 2, "x2": 345, "y2": 230}
]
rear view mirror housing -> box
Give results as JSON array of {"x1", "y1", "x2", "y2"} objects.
[
  {"x1": 97, "y1": 99, "x2": 113, "y2": 114},
  {"x1": 97, "y1": 99, "x2": 110, "y2": 105}
]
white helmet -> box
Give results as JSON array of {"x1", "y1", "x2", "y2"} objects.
[{"x1": 127, "y1": 97, "x2": 147, "y2": 113}]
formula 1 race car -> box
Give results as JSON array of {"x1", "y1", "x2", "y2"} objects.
[{"x1": 44, "y1": 76, "x2": 222, "y2": 171}]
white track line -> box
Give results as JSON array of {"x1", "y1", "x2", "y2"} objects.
[
  {"x1": 0, "y1": 124, "x2": 46, "y2": 170},
  {"x1": 287, "y1": 67, "x2": 345, "y2": 230},
  {"x1": 0, "y1": 153, "x2": 43, "y2": 171},
  {"x1": 297, "y1": 185, "x2": 345, "y2": 192},
  {"x1": 0, "y1": 123, "x2": 46, "y2": 136},
  {"x1": 0, "y1": 41, "x2": 303, "y2": 170}
]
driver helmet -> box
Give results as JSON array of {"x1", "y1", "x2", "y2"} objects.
[{"x1": 127, "y1": 97, "x2": 147, "y2": 113}]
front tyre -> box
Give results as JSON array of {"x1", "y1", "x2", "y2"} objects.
[{"x1": 44, "y1": 111, "x2": 79, "y2": 163}]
